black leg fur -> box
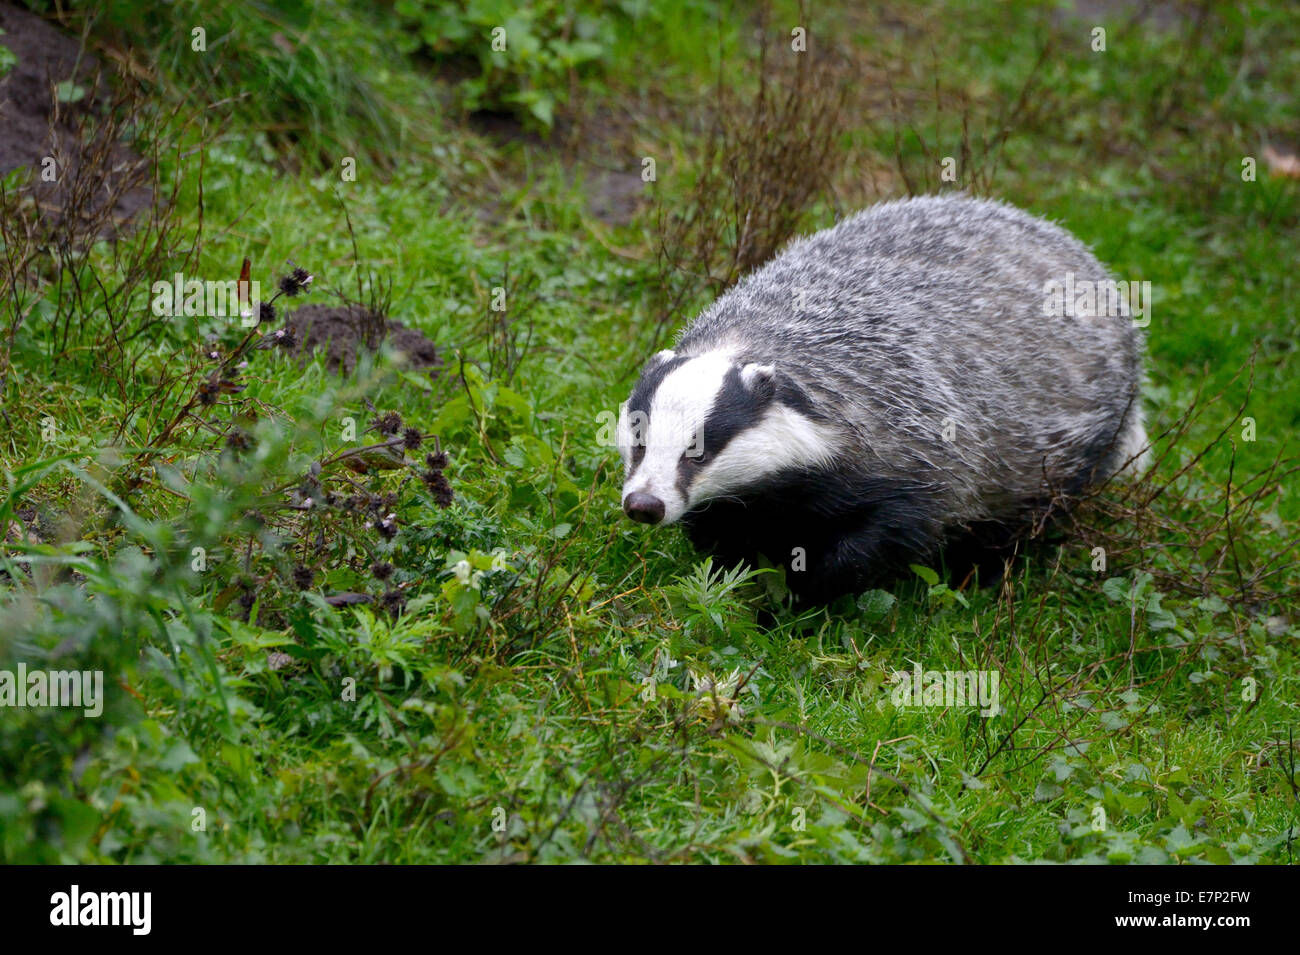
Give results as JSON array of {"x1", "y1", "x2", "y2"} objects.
[{"x1": 680, "y1": 470, "x2": 946, "y2": 604}]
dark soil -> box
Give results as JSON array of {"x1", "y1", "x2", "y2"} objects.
[
  {"x1": 1059, "y1": 0, "x2": 1189, "y2": 29},
  {"x1": 582, "y1": 165, "x2": 646, "y2": 226},
  {"x1": 464, "y1": 104, "x2": 647, "y2": 226},
  {"x1": 281, "y1": 305, "x2": 442, "y2": 376},
  {"x1": 0, "y1": 3, "x2": 151, "y2": 233}
]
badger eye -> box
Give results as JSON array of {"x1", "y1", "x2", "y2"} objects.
[{"x1": 683, "y1": 449, "x2": 707, "y2": 465}]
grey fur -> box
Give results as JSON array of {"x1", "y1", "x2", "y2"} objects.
[{"x1": 628, "y1": 194, "x2": 1147, "y2": 594}]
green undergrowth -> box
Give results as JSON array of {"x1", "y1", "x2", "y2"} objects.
[{"x1": 1, "y1": 0, "x2": 1296, "y2": 863}]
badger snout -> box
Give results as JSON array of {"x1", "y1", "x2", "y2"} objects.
[{"x1": 623, "y1": 491, "x2": 666, "y2": 525}]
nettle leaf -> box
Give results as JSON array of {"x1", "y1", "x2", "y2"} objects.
[
  {"x1": 1164, "y1": 823, "x2": 1203, "y2": 858},
  {"x1": 503, "y1": 434, "x2": 554, "y2": 469},
  {"x1": 427, "y1": 393, "x2": 474, "y2": 437},
  {"x1": 528, "y1": 94, "x2": 555, "y2": 128},
  {"x1": 1162, "y1": 765, "x2": 1191, "y2": 786},
  {"x1": 1101, "y1": 576, "x2": 1132, "y2": 603},
  {"x1": 551, "y1": 39, "x2": 606, "y2": 66},
  {"x1": 490, "y1": 383, "x2": 534, "y2": 424},
  {"x1": 396, "y1": 369, "x2": 433, "y2": 392},
  {"x1": 927, "y1": 582, "x2": 969, "y2": 608},
  {"x1": 1203, "y1": 844, "x2": 1233, "y2": 864},
  {"x1": 158, "y1": 740, "x2": 200, "y2": 772},
  {"x1": 1196, "y1": 594, "x2": 1230, "y2": 615},
  {"x1": 1111, "y1": 786, "x2": 1149, "y2": 815},
  {"x1": 1136, "y1": 845, "x2": 1171, "y2": 864},
  {"x1": 1144, "y1": 591, "x2": 1179, "y2": 630},
  {"x1": 856, "y1": 588, "x2": 896, "y2": 619},
  {"x1": 1099, "y1": 710, "x2": 1129, "y2": 731},
  {"x1": 909, "y1": 564, "x2": 940, "y2": 587},
  {"x1": 1033, "y1": 780, "x2": 1064, "y2": 802}
]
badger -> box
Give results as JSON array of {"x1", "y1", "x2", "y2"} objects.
[{"x1": 615, "y1": 195, "x2": 1148, "y2": 602}]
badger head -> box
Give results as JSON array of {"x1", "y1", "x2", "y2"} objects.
[{"x1": 616, "y1": 349, "x2": 838, "y2": 525}]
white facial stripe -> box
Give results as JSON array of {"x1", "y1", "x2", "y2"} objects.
[
  {"x1": 616, "y1": 403, "x2": 632, "y2": 470},
  {"x1": 621, "y1": 353, "x2": 731, "y2": 523},
  {"x1": 616, "y1": 349, "x2": 683, "y2": 472},
  {"x1": 688, "y1": 403, "x2": 838, "y2": 504}
]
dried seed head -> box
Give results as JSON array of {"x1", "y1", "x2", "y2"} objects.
[
  {"x1": 423, "y1": 470, "x2": 454, "y2": 508},
  {"x1": 370, "y1": 411, "x2": 402, "y2": 436},
  {"x1": 380, "y1": 588, "x2": 407, "y2": 617},
  {"x1": 278, "y1": 267, "x2": 313, "y2": 297},
  {"x1": 225, "y1": 429, "x2": 255, "y2": 453},
  {"x1": 198, "y1": 374, "x2": 222, "y2": 406}
]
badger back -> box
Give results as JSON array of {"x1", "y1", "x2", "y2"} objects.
[{"x1": 674, "y1": 195, "x2": 1145, "y2": 519}]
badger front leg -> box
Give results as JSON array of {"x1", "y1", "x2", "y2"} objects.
[
  {"x1": 786, "y1": 501, "x2": 942, "y2": 601},
  {"x1": 786, "y1": 527, "x2": 888, "y2": 601}
]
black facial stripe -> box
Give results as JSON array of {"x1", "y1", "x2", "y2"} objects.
[
  {"x1": 675, "y1": 464, "x2": 691, "y2": 502},
  {"x1": 774, "y1": 375, "x2": 821, "y2": 419},
  {"x1": 677, "y1": 365, "x2": 769, "y2": 489},
  {"x1": 627, "y1": 354, "x2": 689, "y2": 417}
]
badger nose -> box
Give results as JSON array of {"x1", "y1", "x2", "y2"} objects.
[{"x1": 624, "y1": 492, "x2": 666, "y2": 525}]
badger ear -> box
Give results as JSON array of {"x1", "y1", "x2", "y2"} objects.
[
  {"x1": 648, "y1": 349, "x2": 676, "y2": 368},
  {"x1": 740, "y1": 362, "x2": 777, "y2": 399}
]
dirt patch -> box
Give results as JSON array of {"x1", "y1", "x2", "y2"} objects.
[
  {"x1": 1060, "y1": 0, "x2": 1189, "y2": 30},
  {"x1": 0, "y1": 2, "x2": 151, "y2": 234},
  {"x1": 281, "y1": 304, "x2": 442, "y2": 376},
  {"x1": 461, "y1": 102, "x2": 648, "y2": 226},
  {"x1": 581, "y1": 165, "x2": 647, "y2": 226}
]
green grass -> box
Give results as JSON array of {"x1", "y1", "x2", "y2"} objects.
[{"x1": 1, "y1": 0, "x2": 1297, "y2": 863}]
